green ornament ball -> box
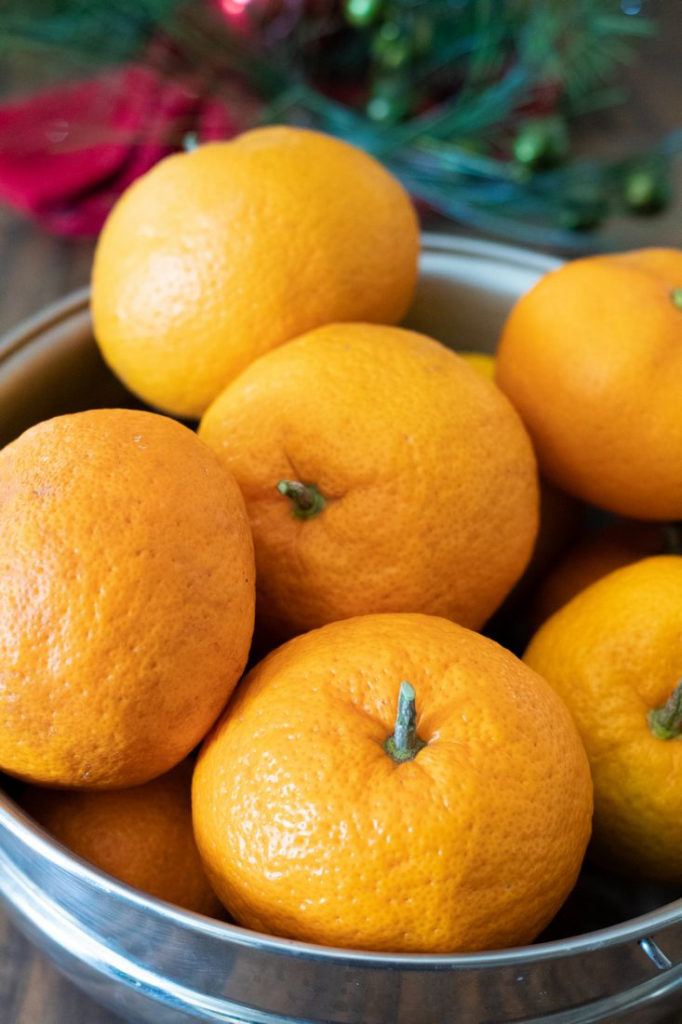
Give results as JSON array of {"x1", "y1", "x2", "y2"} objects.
[
  {"x1": 557, "y1": 186, "x2": 608, "y2": 232},
  {"x1": 372, "y1": 21, "x2": 412, "y2": 70},
  {"x1": 344, "y1": 0, "x2": 382, "y2": 28},
  {"x1": 366, "y1": 75, "x2": 411, "y2": 124},
  {"x1": 513, "y1": 117, "x2": 569, "y2": 170},
  {"x1": 411, "y1": 16, "x2": 433, "y2": 57},
  {"x1": 623, "y1": 167, "x2": 669, "y2": 214}
]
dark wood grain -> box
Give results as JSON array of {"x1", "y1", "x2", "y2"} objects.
[
  {"x1": 0, "y1": 207, "x2": 94, "y2": 337},
  {"x1": 1, "y1": 4, "x2": 682, "y2": 1020}
]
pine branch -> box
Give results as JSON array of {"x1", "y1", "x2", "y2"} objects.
[{"x1": 0, "y1": 0, "x2": 673, "y2": 251}]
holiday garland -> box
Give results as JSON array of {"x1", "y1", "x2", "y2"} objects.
[{"x1": 0, "y1": 0, "x2": 677, "y2": 248}]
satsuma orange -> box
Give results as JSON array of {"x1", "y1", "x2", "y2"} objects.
[
  {"x1": 458, "y1": 350, "x2": 496, "y2": 379},
  {"x1": 460, "y1": 348, "x2": 581, "y2": 604},
  {"x1": 0, "y1": 409, "x2": 255, "y2": 788},
  {"x1": 525, "y1": 555, "x2": 682, "y2": 882},
  {"x1": 495, "y1": 248, "x2": 682, "y2": 518},
  {"x1": 92, "y1": 125, "x2": 419, "y2": 419},
  {"x1": 193, "y1": 613, "x2": 592, "y2": 953},
  {"x1": 21, "y1": 761, "x2": 222, "y2": 916},
  {"x1": 199, "y1": 322, "x2": 539, "y2": 639}
]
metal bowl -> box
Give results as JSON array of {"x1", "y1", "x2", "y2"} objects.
[{"x1": 1, "y1": 234, "x2": 681, "y2": 1024}]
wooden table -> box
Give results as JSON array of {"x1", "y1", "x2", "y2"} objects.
[{"x1": 2, "y1": 6, "x2": 682, "y2": 1019}]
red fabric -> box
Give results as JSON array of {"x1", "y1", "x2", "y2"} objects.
[{"x1": 0, "y1": 65, "x2": 248, "y2": 236}]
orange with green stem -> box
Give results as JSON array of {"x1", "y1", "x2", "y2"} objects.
[
  {"x1": 199, "y1": 322, "x2": 539, "y2": 640},
  {"x1": 648, "y1": 680, "x2": 682, "y2": 741},
  {"x1": 525, "y1": 554, "x2": 682, "y2": 882},
  {"x1": 193, "y1": 612, "x2": 592, "y2": 953}
]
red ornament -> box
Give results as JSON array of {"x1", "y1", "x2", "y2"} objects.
[{"x1": 0, "y1": 64, "x2": 254, "y2": 236}]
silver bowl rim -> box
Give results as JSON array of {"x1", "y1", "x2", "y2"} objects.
[
  {"x1": 1, "y1": 231, "x2": 680, "y2": 971},
  {"x1": 0, "y1": 232, "x2": 562, "y2": 362}
]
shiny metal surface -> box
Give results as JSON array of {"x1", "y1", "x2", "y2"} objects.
[{"x1": 1, "y1": 234, "x2": 681, "y2": 1024}]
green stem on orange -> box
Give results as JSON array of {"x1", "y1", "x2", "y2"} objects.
[
  {"x1": 383, "y1": 681, "x2": 426, "y2": 763},
  {"x1": 648, "y1": 679, "x2": 682, "y2": 740},
  {"x1": 670, "y1": 288, "x2": 682, "y2": 311},
  {"x1": 276, "y1": 480, "x2": 327, "y2": 520}
]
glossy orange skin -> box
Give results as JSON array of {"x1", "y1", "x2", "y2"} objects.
[
  {"x1": 21, "y1": 761, "x2": 222, "y2": 916},
  {"x1": 192, "y1": 613, "x2": 592, "y2": 953},
  {"x1": 0, "y1": 409, "x2": 255, "y2": 788},
  {"x1": 199, "y1": 323, "x2": 539, "y2": 639},
  {"x1": 91, "y1": 125, "x2": 419, "y2": 419},
  {"x1": 525, "y1": 556, "x2": 682, "y2": 882},
  {"x1": 495, "y1": 249, "x2": 682, "y2": 519}
]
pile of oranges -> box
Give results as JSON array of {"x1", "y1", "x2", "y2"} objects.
[{"x1": 1, "y1": 125, "x2": 681, "y2": 956}]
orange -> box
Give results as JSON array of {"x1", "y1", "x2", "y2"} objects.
[
  {"x1": 531, "y1": 519, "x2": 672, "y2": 626},
  {"x1": 20, "y1": 761, "x2": 222, "y2": 916},
  {"x1": 522, "y1": 481, "x2": 582, "y2": 588},
  {"x1": 459, "y1": 348, "x2": 581, "y2": 594},
  {"x1": 0, "y1": 408, "x2": 255, "y2": 788},
  {"x1": 525, "y1": 555, "x2": 682, "y2": 883},
  {"x1": 495, "y1": 248, "x2": 682, "y2": 519},
  {"x1": 458, "y1": 350, "x2": 496, "y2": 379},
  {"x1": 198, "y1": 322, "x2": 539, "y2": 639},
  {"x1": 192, "y1": 613, "x2": 592, "y2": 953},
  {"x1": 91, "y1": 125, "x2": 419, "y2": 419},
  {"x1": 487, "y1": 480, "x2": 582, "y2": 655}
]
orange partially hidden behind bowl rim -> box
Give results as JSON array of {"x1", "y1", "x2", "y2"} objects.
[
  {"x1": 495, "y1": 248, "x2": 682, "y2": 520},
  {"x1": 0, "y1": 408, "x2": 255, "y2": 788},
  {"x1": 199, "y1": 322, "x2": 539, "y2": 640},
  {"x1": 192, "y1": 612, "x2": 593, "y2": 953},
  {"x1": 20, "y1": 761, "x2": 223, "y2": 917},
  {"x1": 91, "y1": 125, "x2": 420, "y2": 419}
]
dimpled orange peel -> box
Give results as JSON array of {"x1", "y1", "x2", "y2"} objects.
[
  {"x1": 192, "y1": 613, "x2": 593, "y2": 953},
  {"x1": 91, "y1": 125, "x2": 420, "y2": 419},
  {"x1": 495, "y1": 248, "x2": 682, "y2": 519},
  {"x1": 199, "y1": 322, "x2": 539, "y2": 639},
  {"x1": 21, "y1": 761, "x2": 223, "y2": 916},
  {"x1": 0, "y1": 408, "x2": 255, "y2": 788},
  {"x1": 525, "y1": 555, "x2": 682, "y2": 883}
]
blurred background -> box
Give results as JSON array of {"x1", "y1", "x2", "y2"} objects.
[
  {"x1": 0, "y1": 0, "x2": 681, "y2": 337},
  {"x1": 0, "y1": 2, "x2": 681, "y2": 1019}
]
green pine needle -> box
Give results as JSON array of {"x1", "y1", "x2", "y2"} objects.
[{"x1": 0, "y1": 0, "x2": 673, "y2": 251}]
